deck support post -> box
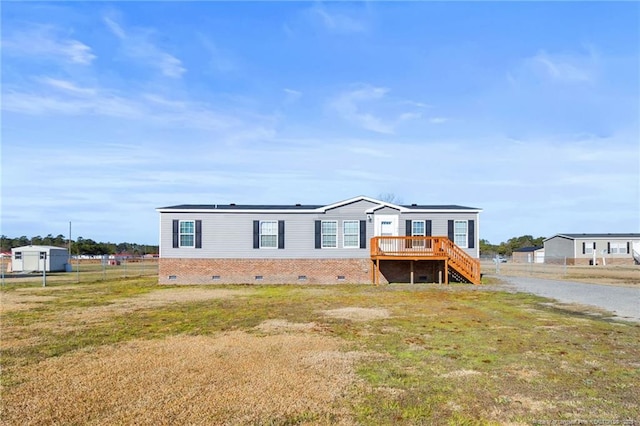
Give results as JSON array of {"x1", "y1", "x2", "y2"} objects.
[
  {"x1": 444, "y1": 259, "x2": 449, "y2": 285},
  {"x1": 371, "y1": 259, "x2": 375, "y2": 285},
  {"x1": 410, "y1": 261, "x2": 414, "y2": 284}
]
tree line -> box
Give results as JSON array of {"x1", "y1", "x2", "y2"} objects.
[
  {"x1": 0, "y1": 235, "x2": 158, "y2": 256},
  {"x1": 480, "y1": 235, "x2": 545, "y2": 257},
  {"x1": 1, "y1": 233, "x2": 543, "y2": 257}
]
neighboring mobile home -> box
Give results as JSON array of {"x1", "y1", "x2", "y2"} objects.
[
  {"x1": 543, "y1": 233, "x2": 640, "y2": 265},
  {"x1": 11, "y1": 245, "x2": 69, "y2": 272},
  {"x1": 157, "y1": 196, "x2": 482, "y2": 285}
]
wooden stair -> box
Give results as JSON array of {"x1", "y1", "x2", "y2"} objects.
[{"x1": 370, "y1": 236, "x2": 481, "y2": 285}]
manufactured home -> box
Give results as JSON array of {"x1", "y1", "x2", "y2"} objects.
[
  {"x1": 157, "y1": 196, "x2": 482, "y2": 285},
  {"x1": 11, "y1": 245, "x2": 69, "y2": 272},
  {"x1": 543, "y1": 233, "x2": 640, "y2": 265}
]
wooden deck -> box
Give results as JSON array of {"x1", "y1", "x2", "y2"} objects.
[{"x1": 370, "y1": 236, "x2": 481, "y2": 285}]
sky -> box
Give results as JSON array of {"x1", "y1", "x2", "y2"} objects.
[{"x1": 1, "y1": 1, "x2": 639, "y2": 246}]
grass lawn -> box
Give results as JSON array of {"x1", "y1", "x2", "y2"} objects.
[{"x1": 1, "y1": 277, "x2": 638, "y2": 425}]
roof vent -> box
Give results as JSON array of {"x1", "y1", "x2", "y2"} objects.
[
  {"x1": 411, "y1": 203, "x2": 417, "y2": 206},
  {"x1": 295, "y1": 203, "x2": 301, "y2": 206},
  {"x1": 230, "y1": 203, "x2": 236, "y2": 206}
]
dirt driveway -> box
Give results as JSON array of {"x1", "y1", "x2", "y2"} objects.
[{"x1": 492, "y1": 275, "x2": 640, "y2": 323}]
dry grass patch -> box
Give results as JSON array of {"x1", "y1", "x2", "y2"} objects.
[
  {"x1": 33, "y1": 288, "x2": 254, "y2": 330},
  {"x1": 0, "y1": 292, "x2": 59, "y2": 312},
  {"x1": 254, "y1": 319, "x2": 317, "y2": 333},
  {"x1": 439, "y1": 369, "x2": 483, "y2": 378},
  {"x1": 322, "y1": 307, "x2": 390, "y2": 322},
  {"x1": 1, "y1": 332, "x2": 368, "y2": 425},
  {"x1": 69, "y1": 286, "x2": 252, "y2": 315}
]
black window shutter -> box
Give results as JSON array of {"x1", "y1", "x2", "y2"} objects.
[
  {"x1": 627, "y1": 241, "x2": 630, "y2": 254},
  {"x1": 405, "y1": 220, "x2": 412, "y2": 236},
  {"x1": 360, "y1": 220, "x2": 366, "y2": 249},
  {"x1": 195, "y1": 220, "x2": 202, "y2": 249},
  {"x1": 253, "y1": 221, "x2": 260, "y2": 249},
  {"x1": 582, "y1": 242, "x2": 586, "y2": 254},
  {"x1": 315, "y1": 221, "x2": 321, "y2": 249},
  {"x1": 426, "y1": 220, "x2": 432, "y2": 237},
  {"x1": 468, "y1": 220, "x2": 475, "y2": 249},
  {"x1": 278, "y1": 220, "x2": 285, "y2": 249},
  {"x1": 607, "y1": 242, "x2": 610, "y2": 254},
  {"x1": 172, "y1": 220, "x2": 179, "y2": 248},
  {"x1": 447, "y1": 220, "x2": 454, "y2": 241}
]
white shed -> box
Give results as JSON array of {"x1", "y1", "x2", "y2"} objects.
[{"x1": 11, "y1": 245, "x2": 69, "y2": 272}]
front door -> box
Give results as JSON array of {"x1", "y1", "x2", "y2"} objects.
[{"x1": 374, "y1": 215, "x2": 399, "y2": 251}]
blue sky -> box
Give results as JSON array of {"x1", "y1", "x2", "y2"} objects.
[{"x1": 1, "y1": 1, "x2": 638, "y2": 245}]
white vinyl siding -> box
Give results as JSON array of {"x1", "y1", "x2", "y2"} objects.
[
  {"x1": 179, "y1": 220, "x2": 195, "y2": 247},
  {"x1": 260, "y1": 221, "x2": 278, "y2": 248},
  {"x1": 322, "y1": 221, "x2": 337, "y2": 248},
  {"x1": 454, "y1": 220, "x2": 468, "y2": 248},
  {"x1": 343, "y1": 221, "x2": 359, "y2": 248}
]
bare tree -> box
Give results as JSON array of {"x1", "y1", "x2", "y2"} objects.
[{"x1": 377, "y1": 193, "x2": 403, "y2": 204}]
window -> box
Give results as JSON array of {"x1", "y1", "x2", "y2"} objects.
[
  {"x1": 610, "y1": 243, "x2": 627, "y2": 254},
  {"x1": 412, "y1": 220, "x2": 425, "y2": 237},
  {"x1": 411, "y1": 220, "x2": 426, "y2": 248},
  {"x1": 343, "y1": 221, "x2": 360, "y2": 248},
  {"x1": 179, "y1": 220, "x2": 195, "y2": 247},
  {"x1": 14, "y1": 252, "x2": 22, "y2": 260},
  {"x1": 322, "y1": 221, "x2": 337, "y2": 248},
  {"x1": 260, "y1": 221, "x2": 278, "y2": 248},
  {"x1": 454, "y1": 220, "x2": 468, "y2": 248},
  {"x1": 585, "y1": 242, "x2": 595, "y2": 254}
]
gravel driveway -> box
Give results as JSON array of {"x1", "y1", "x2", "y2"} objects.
[{"x1": 489, "y1": 275, "x2": 640, "y2": 323}]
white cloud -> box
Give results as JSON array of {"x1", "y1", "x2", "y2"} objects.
[
  {"x1": 530, "y1": 50, "x2": 593, "y2": 82},
  {"x1": 511, "y1": 48, "x2": 598, "y2": 85},
  {"x1": 283, "y1": 88, "x2": 302, "y2": 104},
  {"x1": 329, "y1": 85, "x2": 423, "y2": 134},
  {"x1": 1, "y1": 24, "x2": 95, "y2": 65},
  {"x1": 39, "y1": 77, "x2": 97, "y2": 96},
  {"x1": 103, "y1": 15, "x2": 186, "y2": 78},
  {"x1": 198, "y1": 35, "x2": 237, "y2": 73},
  {"x1": 103, "y1": 16, "x2": 126, "y2": 39},
  {"x1": 1, "y1": 86, "x2": 271, "y2": 134},
  {"x1": 309, "y1": 5, "x2": 367, "y2": 34}
]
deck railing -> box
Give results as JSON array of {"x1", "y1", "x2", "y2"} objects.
[{"x1": 370, "y1": 236, "x2": 481, "y2": 284}]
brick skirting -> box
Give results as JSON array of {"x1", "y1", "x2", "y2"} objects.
[
  {"x1": 158, "y1": 258, "x2": 451, "y2": 285},
  {"x1": 159, "y1": 258, "x2": 372, "y2": 285}
]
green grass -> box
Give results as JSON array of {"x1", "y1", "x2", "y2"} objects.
[{"x1": 1, "y1": 279, "x2": 638, "y2": 424}]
